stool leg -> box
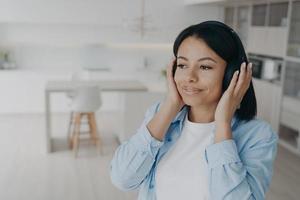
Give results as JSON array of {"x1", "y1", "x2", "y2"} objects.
[
  {"x1": 73, "y1": 113, "x2": 82, "y2": 157},
  {"x1": 88, "y1": 113, "x2": 103, "y2": 155}
]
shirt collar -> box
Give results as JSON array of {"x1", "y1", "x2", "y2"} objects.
[{"x1": 171, "y1": 105, "x2": 239, "y2": 132}]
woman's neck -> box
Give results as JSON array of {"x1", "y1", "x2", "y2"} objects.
[{"x1": 188, "y1": 104, "x2": 217, "y2": 123}]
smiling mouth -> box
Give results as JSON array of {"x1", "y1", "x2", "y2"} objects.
[{"x1": 182, "y1": 88, "x2": 203, "y2": 95}]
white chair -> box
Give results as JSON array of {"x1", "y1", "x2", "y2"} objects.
[
  {"x1": 67, "y1": 85, "x2": 103, "y2": 157},
  {"x1": 66, "y1": 71, "x2": 91, "y2": 147},
  {"x1": 66, "y1": 71, "x2": 89, "y2": 137},
  {"x1": 66, "y1": 71, "x2": 90, "y2": 99}
]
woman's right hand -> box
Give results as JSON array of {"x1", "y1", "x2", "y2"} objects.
[
  {"x1": 146, "y1": 58, "x2": 185, "y2": 141},
  {"x1": 165, "y1": 58, "x2": 185, "y2": 111}
]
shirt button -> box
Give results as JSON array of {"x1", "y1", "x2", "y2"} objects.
[
  {"x1": 151, "y1": 141, "x2": 162, "y2": 148},
  {"x1": 167, "y1": 138, "x2": 172, "y2": 142},
  {"x1": 150, "y1": 184, "x2": 154, "y2": 189},
  {"x1": 141, "y1": 151, "x2": 147, "y2": 156}
]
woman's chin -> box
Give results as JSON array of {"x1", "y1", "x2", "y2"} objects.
[{"x1": 182, "y1": 98, "x2": 205, "y2": 107}]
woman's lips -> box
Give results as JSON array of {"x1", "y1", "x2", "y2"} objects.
[{"x1": 182, "y1": 87, "x2": 203, "y2": 95}]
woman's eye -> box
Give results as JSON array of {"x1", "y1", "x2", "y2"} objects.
[
  {"x1": 200, "y1": 65, "x2": 211, "y2": 70},
  {"x1": 177, "y1": 64, "x2": 186, "y2": 69}
]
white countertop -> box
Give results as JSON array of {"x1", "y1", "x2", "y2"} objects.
[
  {"x1": 45, "y1": 80, "x2": 148, "y2": 92},
  {"x1": 0, "y1": 68, "x2": 167, "y2": 113},
  {"x1": 86, "y1": 69, "x2": 167, "y2": 93},
  {"x1": 0, "y1": 68, "x2": 167, "y2": 93}
]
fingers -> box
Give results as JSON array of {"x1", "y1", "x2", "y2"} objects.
[
  {"x1": 227, "y1": 70, "x2": 239, "y2": 93},
  {"x1": 233, "y1": 62, "x2": 252, "y2": 99},
  {"x1": 247, "y1": 63, "x2": 253, "y2": 81},
  {"x1": 235, "y1": 62, "x2": 247, "y2": 91},
  {"x1": 166, "y1": 57, "x2": 176, "y2": 79},
  {"x1": 234, "y1": 62, "x2": 252, "y2": 94}
]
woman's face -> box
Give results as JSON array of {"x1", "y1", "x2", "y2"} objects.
[{"x1": 174, "y1": 36, "x2": 227, "y2": 108}]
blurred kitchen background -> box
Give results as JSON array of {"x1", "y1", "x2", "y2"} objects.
[{"x1": 0, "y1": 0, "x2": 299, "y2": 199}]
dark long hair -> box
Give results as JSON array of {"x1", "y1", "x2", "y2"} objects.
[{"x1": 173, "y1": 20, "x2": 257, "y2": 122}]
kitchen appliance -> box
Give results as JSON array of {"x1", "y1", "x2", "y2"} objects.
[{"x1": 248, "y1": 53, "x2": 282, "y2": 81}]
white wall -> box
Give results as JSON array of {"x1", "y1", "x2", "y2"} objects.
[
  {"x1": 0, "y1": 0, "x2": 222, "y2": 26},
  {"x1": 0, "y1": 0, "x2": 223, "y2": 70},
  {"x1": 0, "y1": 0, "x2": 223, "y2": 114},
  {"x1": 0, "y1": 0, "x2": 136, "y2": 25}
]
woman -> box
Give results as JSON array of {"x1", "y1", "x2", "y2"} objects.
[{"x1": 110, "y1": 21, "x2": 278, "y2": 200}]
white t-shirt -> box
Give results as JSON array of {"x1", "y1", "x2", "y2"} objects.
[{"x1": 155, "y1": 114, "x2": 216, "y2": 200}]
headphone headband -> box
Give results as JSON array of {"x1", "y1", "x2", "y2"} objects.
[{"x1": 199, "y1": 20, "x2": 247, "y2": 63}]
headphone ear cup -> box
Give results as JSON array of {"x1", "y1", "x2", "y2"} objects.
[
  {"x1": 222, "y1": 55, "x2": 248, "y2": 92},
  {"x1": 222, "y1": 63, "x2": 236, "y2": 92}
]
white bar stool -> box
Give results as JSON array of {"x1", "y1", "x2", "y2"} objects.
[
  {"x1": 66, "y1": 71, "x2": 89, "y2": 140},
  {"x1": 68, "y1": 85, "x2": 102, "y2": 157}
]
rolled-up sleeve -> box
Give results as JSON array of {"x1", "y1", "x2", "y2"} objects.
[
  {"x1": 205, "y1": 124, "x2": 278, "y2": 200},
  {"x1": 110, "y1": 102, "x2": 163, "y2": 191}
]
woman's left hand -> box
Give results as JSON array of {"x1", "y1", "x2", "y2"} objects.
[{"x1": 214, "y1": 62, "x2": 253, "y2": 142}]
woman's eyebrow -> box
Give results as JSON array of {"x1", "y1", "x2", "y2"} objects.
[{"x1": 177, "y1": 56, "x2": 217, "y2": 63}]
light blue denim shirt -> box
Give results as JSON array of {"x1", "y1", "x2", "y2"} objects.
[{"x1": 110, "y1": 101, "x2": 278, "y2": 200}]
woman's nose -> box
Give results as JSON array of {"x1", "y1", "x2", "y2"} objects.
[{"x1": 186, "y1": 69, "x2": 198, "y2": 82}]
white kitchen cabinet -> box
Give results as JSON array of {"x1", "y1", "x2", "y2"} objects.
[
  {"x1": 251, "y1": 4, "x2": 267, "y2": 26},
  {"x1": 268, "y1": 2, "x2": 289, "y2": 27},
  {"x1": 224, "y1": 5, "x2": 250, "y2": 48},
  {"x1": 247, "y1": 27, "x2": 267, "y2": 55},
  {"x1": 251, "y1": 2, "x2": 288, "y2": 27},
  {"x1": 247, "y1": 26, "x2": 287, "y2": 57},
  {"x1": 236, "y1": 5, "x2": 250, "y2": 47},
  {"x1": 248, "y1": 2, "x2": 288, "y2": 57},
  {"x1": 266, "y1": 27, "x2": 288, "y2": 57},
  {"x1": 224, "y1": 6, "x2": 235, "y2": 28},
  {"x1": 281, "y1": 96, "x2": 300, "y2": 124},
  {"x1": 279, "y1": 60, "x2": 300, "y2": 154},
  {"x1": 287, "y1": 1, "x2": 300, "y2": 58},
  {"x1": 279, "y1": 96, "x2": 300, "y2": 154},
  {"x1": 252, "y1": 78, "x2": 282, "y2": 133},
  {"x1": 283, "y1": 61, "x2": 300, "y2": 98},
  {"x1": 225, "y1": 2, "x2": 288, "y2": 56}
]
